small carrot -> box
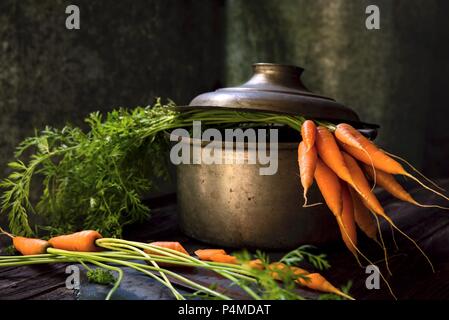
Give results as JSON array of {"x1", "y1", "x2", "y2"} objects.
[
  {"x1": 301, "y1": 120, "x2": 317, "y2": 152},
  {"x1": 195, "y1": 249, "x2": 226, "y2": 261},
  {"x1": 338, "y1": 128, "x2": 449, "y2": 202},
  {"x1": 297, "y1": 273, "x2": 354, "y2": 300},
  {"x1": 147, "y1": 241, "x2": 189, "y2": 256},
  {"x1": 335, "y1": 123, "x2": 377, "y2": 188},
  {"x1": 0, "y1": 226, "x2": 51, "y2": 256},
  {"x1": 342, "y1": 152, "x2": 434, "y2": 273},
  {"x1": 0, "y1": 227, "x2": 50, "y2": 255},
  {"x1": 12, "y1": 237, "x2": 50, "y2": 256},
  {"x1": 340, "y1": 152, "x2": 395, "y2": 273},
  {"x1": 341, "y1": 152, "x2": 388, "y2": 220},
  {"x1": 268, "y1": 262, "x2": 308, "y2": 280},
  {"x1": 363, "y1": 164, "x2": 449, "y2": 210},
  {"x1": 337, "y1": 184, "x2": 358, "y2": 260},
  {"x1": 348, "y1": 188, "x2": 377, "y2": 242},
  {"x1": 245, "y1": 259, "x2": 264, "y2": 270},
  {"x1": 297, "y1": 141, "x2": 318, "y2": 207},
  {"x1": 315, "y1": 126, "x2": 354, "y2": 186},
  {"x1": 314, "y1": 158, "x2": 342, "y2": 217},
  {"x1": 48, "y1": 230, "x2": 102, "y2": 252},
  {"x1": 209, "y1": 253, "x2": 238, "y2": 264},
  {"x1": 314, "y1": 159, "x2": 360, "y2": 263},
  {"x1": 268, "y1": 262, "x2": 354, "y2": 300},
  {"x1": 13, "y1": 237, "x2": 50, "y2": 256}
]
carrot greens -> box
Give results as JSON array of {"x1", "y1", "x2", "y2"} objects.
[{"x1": 0, "y1": 99, "x2": 314, "y2": 237}]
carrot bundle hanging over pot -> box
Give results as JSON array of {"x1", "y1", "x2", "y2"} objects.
[{"x1": 297, "y1": 120, "x2": 448, "y2": 273}]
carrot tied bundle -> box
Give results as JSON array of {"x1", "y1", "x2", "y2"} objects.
[{"x1": 296, "y1": 120, "x2": 448, "y2": 298}]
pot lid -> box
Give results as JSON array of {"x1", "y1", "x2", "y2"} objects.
[{"x1": 187, "y1": 63, "x2": 360, "y2": 123}]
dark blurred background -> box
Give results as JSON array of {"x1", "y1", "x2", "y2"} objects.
[{"x1": 1, "y1": 0, "x2": 448, "y2": 178}]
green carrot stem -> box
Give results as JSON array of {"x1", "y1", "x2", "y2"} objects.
[
  {"x1": 46, "y1": 248, "x2": 230, "y2": 300},
  {"x1": 102, "y1": 241, "x2": 184, "y2": 300},
  {"x1": 96, "y1": 240, "x2": 260, "y2": 298},
  {"x1": 97, "y1": 241, "x2": 255, "y2": 277}
]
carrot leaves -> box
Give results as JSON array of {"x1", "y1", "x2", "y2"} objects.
[
  {"x1": 0, "y1": 99, "x2": 310, "y2": 237},
  {"x1": 280, "y1": 245, "x2": 330, "y2": 270}
]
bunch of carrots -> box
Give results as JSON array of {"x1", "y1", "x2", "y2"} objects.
[
  {"x1": 297, "y1": 120, "x2": 449, "y2": 294},
  {"x1": 0, "y1": 229, "x2": 353, "y2": 300}
]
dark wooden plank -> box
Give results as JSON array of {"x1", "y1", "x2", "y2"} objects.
[{"x1": 0, "y1": 264, "x2": 74, "y2": 300}]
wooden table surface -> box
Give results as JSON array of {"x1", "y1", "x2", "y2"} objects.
[{"x1": 1, "y1": 180, "x2": 449, "y2": 300}]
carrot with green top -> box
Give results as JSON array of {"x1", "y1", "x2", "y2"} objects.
[
  {"x1": 336, "y1": 123, "x2": 449, "y2": 201},
  {"x1": 208, "y1": 253, "x2": 238, "y2": 264},
  {"x1": 338, "y1": 183, "x2": 358, "y2": 261},
  {"x1": 195, "y1": 249, "x2": 226, "y2": 261},
  {"x1": 0, "y1": 227, "x2": 50, "y2": 256},
  {"x1": 297, "y1": 141, "x2": 319, "y2": 207},
  {"x1": 147, "y1": 241, "x2": 189, "y2": 255},
  {"x1": 48, "y1": 230, "x2": 102, "y2": 252},
  {"x1": 341, "y1": 151, "x2": 434, "y2": 273},
  {"x1": 301, "y1": 120, "x2": 317, "y2": 152},
  {"x1": 268, "y1": 262, "x2": 354, "y2": 300},
  {"x1": 315, "y1": 126, "x2": 354, "y2": 187},
  {"x1": 314, "y1": 158, "x2": 342, "y2": 217},
  {"x1": 348, "y1": 188, "x2": 378, "y2": 242}
]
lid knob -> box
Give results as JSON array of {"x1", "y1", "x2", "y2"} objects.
[{"x1": 242, "y1": 63, "x2": 309, "y2": 92}]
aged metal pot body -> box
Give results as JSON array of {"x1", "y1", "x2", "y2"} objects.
[
  {"x1": 176, "y1": 63, "x2": 376, "y2": 249},
  {"x1": 177, "y1": 139, "x2": 339, "y2": 249}
]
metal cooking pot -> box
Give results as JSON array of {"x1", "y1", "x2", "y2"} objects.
[{"x1": 175, "y1": 63, "x2": 378, "y2": 249}]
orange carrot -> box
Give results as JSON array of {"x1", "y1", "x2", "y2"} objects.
[
  {"x1": 268, "y1": 262, "x2": 308, "y2": 280},
  {"x1": 363, "y1": 165, "x2": 449, "y2": 210},
  {"x1": 336, "y1": 124, "x2": 404, "y2": 175},
  {"x1": 342, "y1": 152, "x2": 434, "y2": 273},
  {"x1": 297, "y1": 141, "x2": 318, "y2": 207},
  {"x1": 341, "y1": 151, "x2": 395, "y2": 273},
  {"x1": 335, "y1": 123, "x2": 377, "y2": 188},
  {"x1": 314, "y1": 159, "x2": 360, "y2": 263},
  {"x1": 348, "y1": 188, "x2": 377, "y2": 241},
  {"x1": 301, "y1": 120, "x2": 317, "y2": 152},
  {"x1": 268, "y1": 262, "x2": 354, "y2": 300},
  {"x1": 297, "y1": 273, "x2": 354, "y2": 300},
  {"x1": 341, "y1": 152, "x2": 388, "y2": 220},
  {"x1": 245, "y1": 259, "x2": 264, "y2": 270},
  {"x1": 208, "y1": 253, "x2": 238, "y2": 264},
  {"x1": 12, "y1": 237, "x2": 50, "y2": 256},
  {"x1": 147, "y1": 241, "x2": 189, "y2": 256},
  {"x1": 195, "y1": 249, "x2": 226, "y2": 261},
  {"x1": 48, "y1": 230, "x2": 102, "y2": 252},
  {"x1": 337, "y1": 126, "x2": 449, "y2": 202},
  {"x1": 0, "y1": 226, "x2": 49, "y2": 255},
  {"x1": 315, "y1": 126, "x2": 354, "y2": 186},
  {"x1": 338, "y1": 184, "x2": 358, "y2": 259},
  {"x1": 314, "y1": 158, "x2": 342, "y2": 217}
]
